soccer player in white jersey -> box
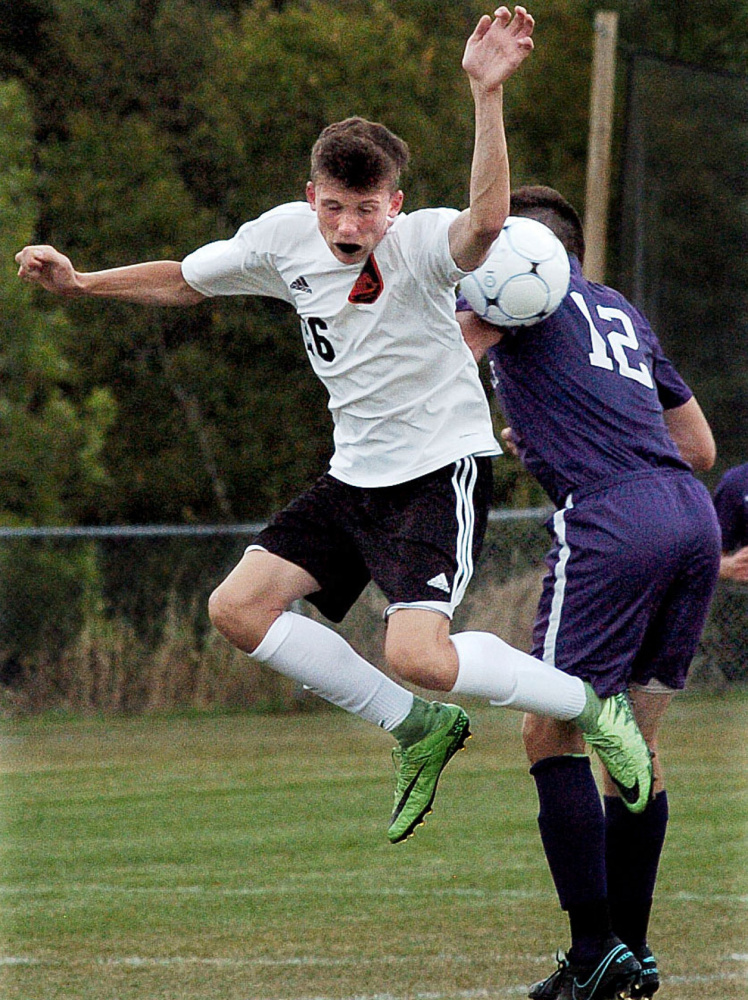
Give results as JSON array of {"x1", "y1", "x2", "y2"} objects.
[{"x1": 16, "y1": 7, "x2": 652, "y2": 844}]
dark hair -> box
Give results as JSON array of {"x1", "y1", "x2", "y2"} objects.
[
  {"x1": 509, "y1": 185, "x2": 586, "y2": 264},
  {"x1": 310, "y1": 116, "x2": 410, "y2": 192}
]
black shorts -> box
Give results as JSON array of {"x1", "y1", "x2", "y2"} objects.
[{"x1": 250, "y1": 456, "x2": 493, "y2": 623}]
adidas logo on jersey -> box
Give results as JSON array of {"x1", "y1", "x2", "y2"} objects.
[
  {"x1": 427, "y1": 573, "x2": 451, "y2": 594},
  {"x1": 290, "y1": 276, "x2": 312, "y2": 293}
]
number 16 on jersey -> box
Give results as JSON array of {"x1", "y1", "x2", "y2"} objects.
[{"x1": 301, "y1": 316, "x2": 336, "y2": 363}]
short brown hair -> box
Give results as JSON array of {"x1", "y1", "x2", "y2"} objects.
[
  {"x1": 310, "y1": 116, "x2": 410, "y2": 192},
  {"x1": 510, "y1": 185, "x2": 586, "y2": 264}
]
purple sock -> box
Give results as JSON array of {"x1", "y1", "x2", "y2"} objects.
[
  {"x1": 531, "y1": 755, "x2": 612, "y2": 963},
  {"x1": 605, "y1": 790, "x2": 669, "y2": 952}
]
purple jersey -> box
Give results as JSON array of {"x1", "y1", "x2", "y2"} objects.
[
  {"x1": 466, "y1": 257, "x2": 693, "y2": 507},
  {"x1": 458, "y1": 255, "x2": 719, "y2": 692},
  {"x1": 713, "y1": 462, "x2": 748, "y2": 551}
]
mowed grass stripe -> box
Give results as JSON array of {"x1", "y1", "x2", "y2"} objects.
[
  {"x1": 0, "y1": 693, "x2": 746, "y2": 1000},
  {"x1": 1, "y1": 883, "x2": 746, "y2": 902}
]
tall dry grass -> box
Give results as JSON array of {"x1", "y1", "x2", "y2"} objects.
[
  {"x1": 4, "y1": 564, "x2": 725, "y2": 716},
  {"x1": 1, "y1": 570, "x2": 545, "y2": 716},
  {"x1": 0, "y1": 558, "x2": 551, "y2": 716},
  {"x1": 0, "y1": 593, "x2": 299, "y2": 716}
]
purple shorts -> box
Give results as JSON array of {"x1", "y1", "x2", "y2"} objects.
[{"x1": 532, "y1": 471, "x2": 721, "y2": 697}]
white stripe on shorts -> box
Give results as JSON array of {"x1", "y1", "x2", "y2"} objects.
[
  {"x1": 542, "y1": 493, "x2": 574, "y2": 667},
  {"x1": 384, "y1": 455, "x2": 479, "y2": 622},
  {"x1": 450, "y1": 456, "x2": 478, "y2": 612}
]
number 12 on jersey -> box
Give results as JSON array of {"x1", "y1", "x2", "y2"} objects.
[{"x1": 571, "y1": 291, "x2": 654, "y2": 389}]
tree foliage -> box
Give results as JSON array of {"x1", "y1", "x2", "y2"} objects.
[
  {"x1": 1, "y1": 0, "x2": 745, "y2": 527},
  {"x1": 0, "y1": 79, "x2": 116, "y2": 669},
  {"x1": 0, "y1": 79, "x2": 115, "y2": 525}
]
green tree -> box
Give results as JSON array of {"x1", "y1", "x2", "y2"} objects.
[
  {"x1": 611, "y1": 0, "x2": 748, "y2": 73},
  {"x1": 0, "y1": 80, "x2": 115, "y2": 526},
  {"x1": 0, "y1": 80, "x2": 117, "y2": 671},
  {"x1": 5, "y1": 0, "x2": 746, "y2": 525},
  {"x1": 8, "y1": 0, "x2": 332, "y2": 524}
]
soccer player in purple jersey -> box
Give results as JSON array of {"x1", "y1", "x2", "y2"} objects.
[
  {"x1": 459, "y1": 186, "x2": 721, "y2": 1000},
  {"x1": 713, "y1": 462, "x2": 748, "y2": 583}
]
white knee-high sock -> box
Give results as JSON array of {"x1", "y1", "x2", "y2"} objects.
[
  {"x1": 451, "y1": 631, "x2": 586, "y2": 720},
  {"x1": 251, "y1": 611, "x2": 414, "y2": 731}
]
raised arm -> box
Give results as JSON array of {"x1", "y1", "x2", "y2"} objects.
[
  {"x1": 449, "y1": 6, "x2": 534, "y2": 273},
  {"x1": 15, "y1": 245, "x2": 205, "y2": 306}
]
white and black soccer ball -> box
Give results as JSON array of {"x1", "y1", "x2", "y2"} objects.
[{"x1": 460, "y1": 216, "x2": 571, "y2": 327}]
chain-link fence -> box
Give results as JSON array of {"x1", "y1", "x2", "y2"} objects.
[
  {"x1": 618, "y1": 52, "x2": 748, "y2": 477},
  {"x1": 614, "y1": 51, "x2": 748, "y2": 685},
  {"x1": 694, "y1": 583, "x2": 748, "y2": 685},
  {"x1": 0, "y1": 512, "x2": 744, "y2": 715}
]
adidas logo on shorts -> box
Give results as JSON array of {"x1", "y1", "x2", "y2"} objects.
[{"x1": 427, "y1": 573, "x2": 451, "y2": 594}]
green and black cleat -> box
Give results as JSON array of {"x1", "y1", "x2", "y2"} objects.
[
  {"x1": 387, "y1": 703, "x2": 470, "y2": 844},
  {"x1": 577, "y1": 688, "x2": 653, "y2": 814}
]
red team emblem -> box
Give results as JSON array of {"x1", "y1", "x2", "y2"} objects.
[{"x1": 348, "y1": 254, "x2": 384, "y2": 304}]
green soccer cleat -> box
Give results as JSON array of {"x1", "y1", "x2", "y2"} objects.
[
  {"x1": 387, "y1": 703, "x2": 470, "y2": 844},
  {"x1": 576, "y1": 687, "x2": 653, "y2": 814}
]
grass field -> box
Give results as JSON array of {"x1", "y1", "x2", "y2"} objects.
[{"x1": 0, "y1": 692, "x2": 746, "y2": 1000}]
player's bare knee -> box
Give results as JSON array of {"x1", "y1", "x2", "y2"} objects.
[
  {"x1": 522, "y1": 713, "x2": 547, "y2": 758},
  {"x1": 385, "y1": 609, "x2": 457, "y2": 691},
  {"x1": 385, "y1": 635, "x2": 453, "y2": 691},
  {"x1": 208, "y1": 582, "x2": 271, "y2": 652},
  {"x1": 522, "y1": 712, "x2": 539, "y2": 745},
  {"x1": 207, "y1": 583, "x2": 242, "y2": 638}
]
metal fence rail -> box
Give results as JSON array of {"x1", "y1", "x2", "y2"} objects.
[
  {"x1": 0, "y1": 506, "x2": 554, "y2": 539},
  {"x1": 0, "y1": 510, "x2": 744, "y2": 713}
]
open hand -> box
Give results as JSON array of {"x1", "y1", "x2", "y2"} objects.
[{"x1": 463, "y1": 6, "x2": 535, "y2": 91}]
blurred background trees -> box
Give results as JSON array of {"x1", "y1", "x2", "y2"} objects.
[
  {"x1": 1, "y1": 0, "x2": 746, "y2": 527},
  {"x1": 1, "y1": 0, "x2": 745, "y2": 702}
]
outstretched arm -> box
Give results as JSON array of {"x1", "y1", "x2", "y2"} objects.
[
  {"x1": 449, "y1": 6, "x2": 534, "y2": 273},
  {"x1": 15, "y1": 245, "x2": 205, "y2": 306}
]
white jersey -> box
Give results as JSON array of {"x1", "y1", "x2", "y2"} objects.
[{"x1": 181, "y1": 201, "x2": 501, "y2": 487}]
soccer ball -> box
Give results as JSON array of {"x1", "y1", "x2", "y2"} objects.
[{"x1": 460, "y1": 216, "x2": 571, "y2": 327}]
